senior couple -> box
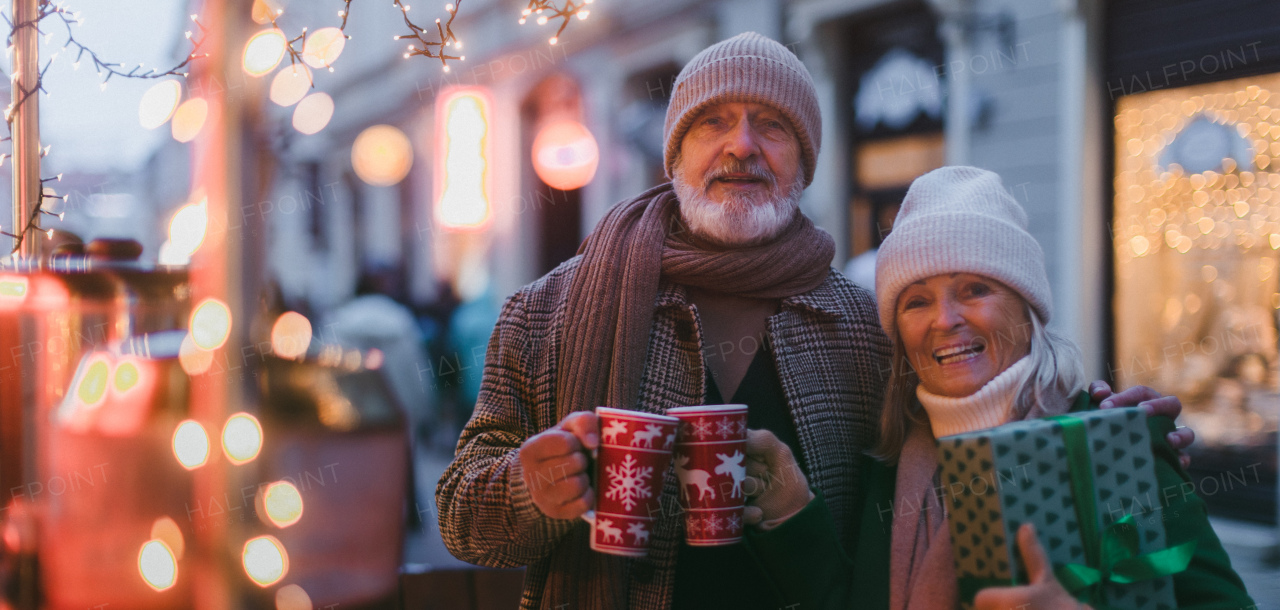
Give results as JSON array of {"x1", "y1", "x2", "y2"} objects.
[{"x1": 435, "y1": 32, "x2": 1253, "y2": 609}]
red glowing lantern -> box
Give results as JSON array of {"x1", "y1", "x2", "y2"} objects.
[{"x1": 532, "y1": 119, "x2": 599, "y2": 191}]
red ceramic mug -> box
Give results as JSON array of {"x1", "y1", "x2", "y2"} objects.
[
  {"x1": 582, "y1": 407, "x2": 680, "y2": 557},
  {"x1": 667, "y1": 404, "x2": 748, "y2": 546}
]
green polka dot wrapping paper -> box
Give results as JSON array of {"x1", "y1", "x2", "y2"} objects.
[{"x1": 936, "y1": 407, "x2": 1185, "y2": 610}]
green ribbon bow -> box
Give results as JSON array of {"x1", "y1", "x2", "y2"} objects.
[{"x1": 1044, "y1": 413, "x2": 1197, "y2": 609}]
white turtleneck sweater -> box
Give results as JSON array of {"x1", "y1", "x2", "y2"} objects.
[{"x1": 915, "y1": 355, "x2": 1035, "y2": 438}]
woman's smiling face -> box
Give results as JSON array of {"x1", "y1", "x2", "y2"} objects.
[{"x1": 895, "y1": 273, "x2": 1032, "y2": 397}]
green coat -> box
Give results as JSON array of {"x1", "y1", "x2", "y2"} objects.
[{"x1": 744, "y1": 394, "x2": 1256, "y2": 609}]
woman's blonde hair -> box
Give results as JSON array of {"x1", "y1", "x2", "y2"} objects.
[{"x1": 871, "y1": 300, "x2": 1085, "y2": 463}]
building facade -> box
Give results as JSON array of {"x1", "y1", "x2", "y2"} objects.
[{"x1": 252, "y1": 0, "x2": 1279, "y2": 522}]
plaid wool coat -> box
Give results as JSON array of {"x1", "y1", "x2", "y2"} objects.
[{"x1": 435, "y1": 255, "x2": 893, "y2": 610}]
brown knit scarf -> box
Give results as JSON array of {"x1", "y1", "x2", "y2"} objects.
[
  {"x1": 556, "y1": 181, "x2": 834, "y2": 419},
  {"x1": 545, "y1": 182, "x2": 834, "y2": 607}
]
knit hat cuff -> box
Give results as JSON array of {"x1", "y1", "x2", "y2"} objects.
[
  {"x1": 662, "y1": 35, "x2": 821, "y2": 187},
  {"x1": 664, "y1": 89, "x2": 819, "y2": 186},
  {"x1": 875, "y1": 212, "x2": 1052, "y2": 339}
]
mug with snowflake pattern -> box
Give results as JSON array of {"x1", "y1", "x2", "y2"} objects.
[{"x1": 581, "y1": 407, "x2": 680, "y2": 556}]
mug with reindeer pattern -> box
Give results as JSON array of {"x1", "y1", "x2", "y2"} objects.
[
  {"x1": 667, "y1": 404, "x2": 749, "y2": 546},
  {"x1": 582, "y1": 407, "x2": 680, "y2": 556}
]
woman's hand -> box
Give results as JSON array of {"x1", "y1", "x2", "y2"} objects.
[
  {"x1": 1090, "y1": 381, "x2": 1195, "y2": 469},
  {"x1": 973, "y1": 524, "x2": 1091, "y2": 610},
  {"x1": 742, "y1": 429, "x2": 814, "y2": 530}
]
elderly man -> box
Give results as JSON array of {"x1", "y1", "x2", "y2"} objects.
[{"x1": 436, "y1": 32, "x2": 1190, "y2": 610}]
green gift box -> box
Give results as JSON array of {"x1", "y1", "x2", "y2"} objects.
[{"x1": 936, "y1": 406, "x2": 1196, "y2": 610}]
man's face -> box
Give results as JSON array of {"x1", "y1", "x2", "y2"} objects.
[{"x1": 672, "y1": 101, "x2": 804, "y2": 246}]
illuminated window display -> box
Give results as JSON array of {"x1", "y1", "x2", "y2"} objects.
[{"x1": 1113, "y1": 73, "x2": 1280, "y2": 452}]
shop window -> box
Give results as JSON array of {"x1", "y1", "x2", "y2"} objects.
[
  {"x1": 831, "y1": 4, "x2": 946, "y2": 268},
  {"x1": 1113, "y1": 73, "x2": 1280, "y2": 487}
]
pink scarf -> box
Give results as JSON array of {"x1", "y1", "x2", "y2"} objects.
[{"x1": 889, "y1": 391, "x2": 1071, "y2": 610}]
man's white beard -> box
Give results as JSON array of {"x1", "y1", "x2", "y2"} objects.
[{"x1": 673, "y1": 162, "x2": 804, "y2": 247}]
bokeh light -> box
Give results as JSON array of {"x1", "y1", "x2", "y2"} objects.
[
  {"x1": 171, "y1": 98, "x2": 209, "y2": 143},
  {"x1": 190, "y1": 298, "x2": 232, "y2": 351},
  {"x1": 532, "y1": 119, "x2": 599, "y2": 191},
  {"x1": 150, "y1": 517, "x2": 186, "y2": 561},
  {"x1": 260, "y1": 481, "x2": 304, "y2": 528},
  {"x1": 222, "y1": 412, "x2": 263, "y2": 465},
  {"x1": 138, "y1": 539, "x2": 177, "y2": 591},
  {"x1": 113, "y1": 359, "x2": 140, "y2": 393},
  {"x1": 163, "y1": 197, "x2": 209, "y2": 265},
  {"x1": 292, "y1": 92, "x2": 334, "y2": 135},
  {"x1": 172, "y1": 419, "x2": 210, "y2": 470},
  {"x1": 275, "y1": 584, "x2": 313, "y2": 610},
  {"x1": 352, "y1": 124, "x2": 414, "y2": 186},
  {"x1": 302, "y1": 27, "x2": 346, "y2": 69},
  {"x1": 0, "y1": 275, "x2": 29, "y2": 306},
  {"x1": 243, "y1": 29, "x2": 287, "y2": 76},
  {"x1": 76, "y1": 355, "x2": 111, "y2": 408},
  {"x1": 271, "y1": 311, "x2": 312, "y2": 360},
  {"x1": 251, "y1": 0, "x2": 282, "y2": 24},
  {"x1": 436, "y1": 91, "x2": 491, "y2": 229},
  {"x1": 243, "y1": 535, "x2": 288, "y2": 587},
  {"x1": 269, "y1": 64, "x2": 311, "y2": 107},
  {"x1": 139, "y1": 80, "x2": 182, "y2": 130},
  {"x1": 178, "y1": 333, "x2": 214, "y2": 376}
]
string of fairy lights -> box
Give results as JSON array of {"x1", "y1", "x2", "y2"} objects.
[
  {"x1": 520, "y1": 0, "x2": 594, "y2": 45},
  {"x1": 2, "y1": 0, "x2": 591, "y2": 256},
  {"x1": 0, "y1": 1, "x2": 209, "y2": 254}
]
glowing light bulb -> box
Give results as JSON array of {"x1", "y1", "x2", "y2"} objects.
[
  {"x1": 243, "y1": 536, "x2": 288, "y2": 587},
  {"x1": 113, "y1": 360, "x2": 140, "y2": 393},
  {"x1": 242, "y1": 29, "x2": 287, "y2": 76},
  {"x1": 177, "y1": 333, "x2": 214, "y2": 375},
  {"x1": 259, "y1": 481, "x2": 304, "y2": 528},
  {"x1": 171, "y1": 98, "x2": 209, "y2": 143},
  {"x1": 276, "y1": 584, "x2": 313, "y2": 610},
  {"x1": 302, "y1": 27, "x2": 345, "y2": 69},
  {"x1": 139, "y1": 80, "x2": 182, "y2": 130},
  {"x1": 150, "y1": 517, "x2": 186, "y2": 560},
  {"x1": 138, "y1": 539, "x2": 178, "y2": 591},
  {"x1": 271, "y1": 311, "x2": 313, "y2": 359},
  {"x1": 173, "y1": 419, "x2": 210, "y2": 470},
  {"x1": 269, "y1": 64, "x2": 311, "y2": 107},
  {"x1": 292, "y1": 92, "x2": 334, "y2": 135},
  {"x1": 190, "y1": 297, "x2": 232, "y2": 350},
  {"x1": 222, "y1": 412, "x2": 263, "y2": 465},
  {"x1": 76, "y1": 356, "x2": 110, "y2": 408},
  {"x1": 352, "y1": 124, "x2": 414, "y2": 186}
]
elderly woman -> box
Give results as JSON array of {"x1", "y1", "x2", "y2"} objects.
[{"x1": 742, "y1": 167, "x2": 1253, "y2": 609}]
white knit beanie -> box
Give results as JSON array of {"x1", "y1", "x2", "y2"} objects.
[
  {"x1": 663, "y1": 32, "x2": 821, "y2": 186},
  {"x1": 875, "y1": 166, "x2": 1052, "y2": 339}
]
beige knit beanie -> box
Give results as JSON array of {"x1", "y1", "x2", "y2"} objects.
[
  {"x1": 663, "y1": 32, "x2": 821, "y2": 186},
  {"x1": 875, "y1": 166, "x2": 1053, "y2": 339}
]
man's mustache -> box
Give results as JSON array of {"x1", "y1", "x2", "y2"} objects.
[{"x1": 703, "y1": 159, "x2": 776, "y2": 187}]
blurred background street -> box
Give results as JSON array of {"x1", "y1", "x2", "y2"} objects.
[{"x1": 0, "y1": 0, "x2": 1276, "y2": 607}]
